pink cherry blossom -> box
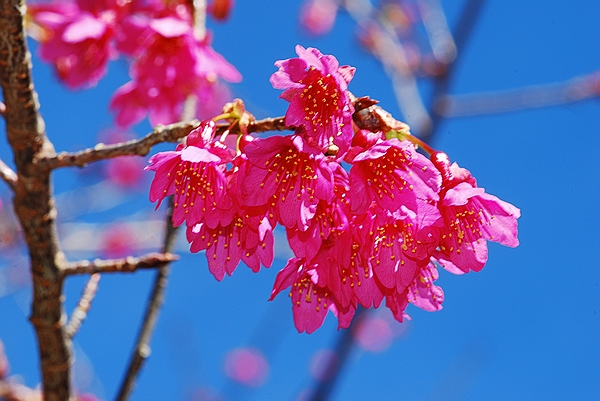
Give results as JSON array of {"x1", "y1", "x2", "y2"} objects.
[
  {"x1": 349, "y1": 138, "x2": 441, "y2": 215},
  {"x1": 270, "y1": 45, "x2": 355, "y2": 153},
  {"x1": 145, "y1": 120, "x2": 233, "y2": 227},
  {"x1": 431, "y1": 152, "x2": 520, "y2": 274},
  {"x1": 385, "y1": 263, "x2": 444, "y2": 322},
  {"x1": 241, "y1": 135, "x2": 334, "y2": 231},
  {"x1": 286, "y1": 161, "x2": 349, "y2": 262},
  {"x1": 186, "y1": 212, "x2": 274, "y2": 281}
]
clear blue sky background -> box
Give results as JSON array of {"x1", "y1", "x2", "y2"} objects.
[{"x1": 1, "y1": 1, "x2": 600, "y2": 400}]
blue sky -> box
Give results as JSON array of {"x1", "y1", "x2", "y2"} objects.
[{"x1": 1, "y1": 1, "x2": 600, "y2": 400}]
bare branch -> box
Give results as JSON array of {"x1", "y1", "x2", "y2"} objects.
[
  {"x1": 435, "y1": 71, "x2": 600, "y2": 117},
  {"x1": 0, "y1": 159, "x2": 17, "y2": 190},
  {"x1": 247, "y1": 116, "x2": 289, "y2": 133},
  {"x1": 61, "y1": 252, "x2": 179, "y2": 276},
  {"x1": 37, "y1": 120, "x2": 201, "y2": 170},
  {"x1": 37, "y1": 116, "x2": 291, "y2": 170},
  {"x1": 116, "y1": 198, "x2": 179, "y2": 401},
  {"x1": 64, "y1": 273, "x2": 101, "y2": 339}
]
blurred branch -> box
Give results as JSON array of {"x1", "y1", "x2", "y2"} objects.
[
  {"x1": 0, "y1": 159, "x2": 17, "y2": 190},
  {"x1": 308, "y1": 308, "x2": 366, "y2": 401},
  {"x1": 344, "y1": 0, "x2": 432, "y2": 136},
  {"x1": 425, "y1": 0, "x2": 486, "y2": 139},
  {"x1": 64, "y1": 273, "x2": 101, "y2": 339},
  {"x1": 435, "y1": 71, "x2": 600, "y2": 117},
  {"x1": 61, "y1": 252, "x2": 178, "y2": 276},
  {"x1": 419, "y1": 0, "x2": 456, "y2": 64}
]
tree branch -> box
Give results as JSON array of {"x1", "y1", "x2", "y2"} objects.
[
  {"x1": 0, "y1": 1, "x2": 70, "y2": 400},
  {"x1": 0, "y1": 158, "x2": 17, "y2": 190},
  {"x1": 60, "y1": 252, "x2": 179, "y2": 276},
  {"x1": 116, "y1": 200, "x2": 179, "y2": 401},
  {"x1": 434, "y1": 71, "x2": 600, "y2": 117},
  {"x1": 36, "y1": 116, "x2": 290, "y2": 170},
  {"x1": 37, "y1": 119, "x2": 202, "y2": 170},
  {"x1": 64, "y1": 273, "x2": 101, "y2": 339}
]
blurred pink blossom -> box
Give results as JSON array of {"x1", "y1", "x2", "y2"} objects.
[{"x1": 224, "y1": 348, "x2": 268, "y2": 387}]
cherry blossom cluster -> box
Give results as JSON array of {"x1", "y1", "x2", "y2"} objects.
[
  {"x1": 28, "y1": 0, "x2": 240, "y2": 127},
  {"x1": 146, "y1": 45, "x2": 520, "y2": 333}
]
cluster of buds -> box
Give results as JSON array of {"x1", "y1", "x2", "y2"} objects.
[
  {"x1": 148, "y1": 45, "x2": 520, "y2": 333},
  {"x1": 28, "y1": 0, "x2": 241, "y2": 127}
]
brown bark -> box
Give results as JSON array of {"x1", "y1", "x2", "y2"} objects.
[{"x1": 0, "y1": 1, "x2": 71, "y2": 400}]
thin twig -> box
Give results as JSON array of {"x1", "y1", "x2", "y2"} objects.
[
  {"x1": 60, "y1": 253, "x2": 179, "y2": 276},
  {"x1": 0, "y1": 159, "x2": 17, "y2": 190},
  {"x1": 64, "y1": 273, "x2": 101, "y2": 339},
  {"x1": 37, "y1": 120, "x2": 202, "y2": 170},
  {"x1": 115, "y1": 201, "x2": 179, "y2": 401},
  {"x1": 37, "y1": 116, "x2": 290, "y2": 170},
  {"x1": 435, "y1": 71, "x2": 600, "y2": 117}
]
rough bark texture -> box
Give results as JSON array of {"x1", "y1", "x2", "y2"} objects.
[{"x1": 0, "y1": 1, "x2": 71, "y2": 400}]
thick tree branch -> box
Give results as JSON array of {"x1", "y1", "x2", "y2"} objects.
[
  {"x1": 0, "y1": 1, "x2": 70, "y2": 400},
  {"x1": 0, "y1": 158, "x2": 17, "y2": 190},
  {"x1": 64, "y1": 273, "x2": 101, "y2": 339},
  {"x1": 60, "y1": 252, "x2": 179, "y2": 276}
]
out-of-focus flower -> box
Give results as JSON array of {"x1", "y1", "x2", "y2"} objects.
[
  {"x1": 208, "y1": 0, "x2": 234, "y2": 21},
  {"x1": 111, "y1": 15, "x2": 241, "y2": 127},
  {"x1": 224, "y1": 347, "x2": 269, "y2": 387},
  {"x1": 29, "y1": 0, "x2": 122, "y2": 88},
  {"x1": 0, "y1": 340, "x2": 9, "y2": 379},
  {"x1": 353, "y1": 315, "x2": 394, "y2": 352},
  {"x1": 309, "y1": 349, "x2": 338, "y2": 381},
  {"x1": 299, "y1": 0, "x2": 338, "y2": 36},
  {"x1": 100, "y1": 222, "x2": 137, "y2": 258},
  {"x1": 270, "y1": 45, "x2": 355, "y2": 154}
]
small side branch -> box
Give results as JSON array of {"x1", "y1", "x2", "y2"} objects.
[
  {"x1": 37, "y1": 120, "x2": 202, "y2": 170},
  {"x1": 64, "y1": 273, "x2": 101, "y2": 339},
  {"x1": 0, "y1": 159, "x2": 17, "y2": 190},
  {"x1": 37, "y1": 116, "x2": 291, "y2": 171},
  {"x1": 61, "y1": 253, "x2": 179, "y2": 276}
]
